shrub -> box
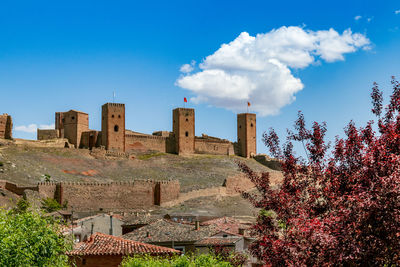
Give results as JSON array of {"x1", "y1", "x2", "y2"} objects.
[
  {"x1": 121, "y1": 254, "x2": 233, "y2": 267},
  {"x1": 41, "y1": 197, "x2": 62, "y2": 213},
  {"x1": 0, "y1": 208, "x2": 70, "y2": 266}
]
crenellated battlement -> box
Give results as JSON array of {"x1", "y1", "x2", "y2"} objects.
[
  {"x1": 103, "y1": 103, "x2": 125, "y2": 107},
  {"x1": 126, "y1": 134, "x2": 168, "y2": 140}
]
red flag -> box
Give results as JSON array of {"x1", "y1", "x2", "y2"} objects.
[
  {"x1": 247, "y1": 101, "x2": 251, "y2": 107},
  {"x1": 184, "y1": 97, "x2": 188, "y2": 103}
]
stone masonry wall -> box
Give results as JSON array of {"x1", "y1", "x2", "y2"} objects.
[
  {"x1": 125, "y1": 134, "x2": 168, "y2": 153},
  {"x1": 194, "y1": 138, "x2": 235, "y2": 156},
  {"x1": 157, "y1": 180, "x2": 180, "y2": 204},
  {"x1": 224, "y1": 174, "x2": 256, "y2": 195},
  {"x1": 34, "y1": 180, "x2": 181, "y2": 212},
  {"x1": 37, "y1": 129, "x2": 59, "y2": 140}
]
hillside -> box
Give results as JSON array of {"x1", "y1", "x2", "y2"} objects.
[{"x1": 0, "y1": 141, "x2": 278, "y2": 193}]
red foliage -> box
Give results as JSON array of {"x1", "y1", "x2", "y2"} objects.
[{"x1": 241, "y1": 77, "x2": 400, "y2": 266}]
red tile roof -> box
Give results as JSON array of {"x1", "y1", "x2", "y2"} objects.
[{"x1": 67, "y1": 232, "x2": 180, "y2": 256}]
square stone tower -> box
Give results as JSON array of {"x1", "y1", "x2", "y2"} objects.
[
  {"x1": 0, "y1": 114, "x2": 12, "y2": 139},
  {"x1": 101, "y1": 103, "x2": 125, "y2": 152},
  {"x1": 63, "y1": 110, "x2": 89, "y2": 148},
  {"x1": 173, "y1": 108, "x2": 195, "y2": 155},
  {"x1": 237, "y1": 113, "x2": 256, "y2": 158},
  {"x1": 55, "y1": 112, "x2": 65, "y2": 138}
]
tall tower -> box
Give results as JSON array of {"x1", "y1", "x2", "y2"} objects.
[
  {"x1": 237, "y1": 113, "x2": 256, "y2": 158},
  {"x1": 173, "y1": 108, "x2": 195, "y2": 155},
  {"x1": 63, "y1": 110, "x2": 89, "y2": 148},
  {"x1": 101, "y1": 103, "x2": 125, "y2": 152}
]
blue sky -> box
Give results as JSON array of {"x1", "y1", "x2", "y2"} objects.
[{"x1": 1, "y1": 0, "x2": 400, "y2": 155}]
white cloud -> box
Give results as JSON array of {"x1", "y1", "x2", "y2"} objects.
[
  {"x1": 179, "y1": 60, "x2": 196, "y2": 73},
  {"x1": 354, "y1": 15, "x2": 362, "y2": 21},
  {"x1": 176, "y1": 26, "x2": 370, "y2": 116},
  {"x1": 15, "y1": 123, "x2": 54, "y2": 133},
  {"x1": 395, "y1": 10, "x2": 400, "y2": 15}
]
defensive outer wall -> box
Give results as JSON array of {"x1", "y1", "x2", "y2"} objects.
[
  {"x1": 0, "y1": 173, "x2": 275, "y2": 212},
  {"x1": 0, "y1": 179, "x2": 180, "y2": 212}
]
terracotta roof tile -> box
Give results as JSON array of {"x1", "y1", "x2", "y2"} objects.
[
  {"x1": 123, "y1": 219, "x2": 219, "y2": 243},
  {"x1": 67, "y1": 232, "x2": 179, "y2": 256},
  {"x1": 195, "y1": 236, "x2": 242, "y2": 246}
]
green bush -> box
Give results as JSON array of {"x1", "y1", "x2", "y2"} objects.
[
  {"x1": 41, "y1": 198, "x2": 62, "y2": 213},
  {"x1": 121, "y1": 254, "x2": 233, "y2": 267},
  {"x1": 0, "y1": 208, "x2": 71, "y2": 266}
]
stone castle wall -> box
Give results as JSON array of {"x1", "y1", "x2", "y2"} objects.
[
  {"x1": 194, "y1": 138, "x2": 235, "y2": 156},
  {"x1": 125, "y1": 134, "x2": 176, "y2": 153},
  {"x1": 37, "y1": 129, "x2": 59, "y2": 140},
  {"x1": 35, "y1": 180, "x2": 180, "y2": 212},
  {"x1": 0, "y1": 180, "x2": 38, "y2": 195}
]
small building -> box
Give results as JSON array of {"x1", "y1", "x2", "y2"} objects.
[
  {"x1": 63, "y1": 213, "x2": 124, "y2": 243},
  {"x1": 121, "y1": 213, "x2": 161, "y2": 235},
  {"x1": 194, "y1": 230, "x2": 245, "y2": 254},
  {"x1": 122, "y1": 219, "x2": 219, "y2": 254},
  {"x1": 67, "y1": 232, "x2": 179, "y2": 267}
]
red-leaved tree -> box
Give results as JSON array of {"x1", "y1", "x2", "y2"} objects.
[{"x1": 240, "y1": 77, "x2": 400, "y2": 266}]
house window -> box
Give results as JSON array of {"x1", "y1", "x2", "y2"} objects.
[
  {"x1": 174, "y1": 246, "x2": 185, "y2": 253},
  {"x1": 185, "y1": 131, "x2": 189, "y2": 137},
  {"x1": 82, "y1": 259, "x2": 86, "y2": 265},
  {"x1": 114, "y1": 125, "x2": 119, "y2": 132},
  {"x1": 186, "y1": 118, "x2": 189, "y2": 122},
  {"x1": 71, "y1": 116, "x2": 75, "y2": 120}
]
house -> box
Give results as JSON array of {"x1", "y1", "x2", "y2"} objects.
[
  {"x1": 121, "y1": 213, "x2": 161, "y2": 235},
  {"x1": 63, "y1": 213, "x2": 124, "y2": 243},
  {"x1": 122, "y1": 219, "x2": 219, "y2": 253},
  {"x1": 67, "y1": 232, "x2": 179, "y2": 267},
  {"x1": 194, "y1": 230, "x2": 246, "y2": 254}
]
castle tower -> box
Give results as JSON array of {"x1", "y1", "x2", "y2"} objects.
[
  {"x1": 55, "y1": 112, "x2": 64, "y2": 138},
  {"x1": 101, "y1": 103, "x2": 125, "y2": 152},
  {"x1": 0, "y1": 113, "x2": 12, "y2": 139},
  {"x1": 173, "y1": 108, "x2": 195, "y2": 155},
  {"x1": 237, "y1": 113, "x2": 256, "y2": 158},
  {"x1": 63, "y1": 110, "x2": 89, "y2": 148}
]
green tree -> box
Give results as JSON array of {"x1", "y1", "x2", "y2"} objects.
[
  {"x1": 0, "y1": 208, "x2": 71, "y2": 266},
  {"x1": 121, "y1": 254, "x2": 233, "y2": 267},
  {"x1": 41, "y1": 197, "x2": 62, "y2": 213}
]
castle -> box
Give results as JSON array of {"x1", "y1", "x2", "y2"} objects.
[{"x1": 37, "y1": 103, "x2": 257, "y2": 158}]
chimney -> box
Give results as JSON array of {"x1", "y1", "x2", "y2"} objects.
[
  {"x1": 91, "y1": 223, "x2": 94, "y2": 235},
  {"x1": 238, "y1": 228, "x2": 245, "y2": 235},
  {"x1": 146, "y1": 231, "x2": 150, "y2": 238},
  {"x1": 195, "y1": 221, "x2": 200, "y2": 230},
  {"x1": 109, "y1": 212, "x2": 113, "y2": 235}
]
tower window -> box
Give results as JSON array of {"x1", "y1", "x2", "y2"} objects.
[
  {"x1": 239, "y1": 125, "x2": 241, "y2": 129},
  {"x1": 185, "y1": 131, "x2": 189, "y2": 137},
  {"x1": 114, "y1": 125, "x2": 119, "y2": 132},
  {"x1": 186, "y1": 118, "x2": 188, "y2": 122},
  {"x1": 118, "y1": 115, "x2": 121, "y2": 118},
  {"x1": 112, "y1": 115, "x2": 114, "y2": 118},
  {"x1": 251, "y1": 123, "x2": 254, "y2": 127},
  {"x1": 71, "y1": 116, "x2": 75, "y2": 120}
]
